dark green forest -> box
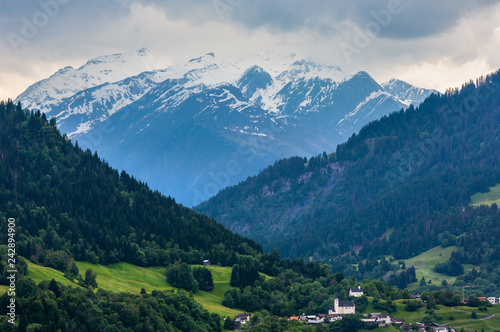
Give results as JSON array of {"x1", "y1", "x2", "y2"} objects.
[
  {"x1": 0, "y1": 100, "x2": 262, "y2": 272},
  {"x1": 197, "y1": 72, "x2": 500, "y2": 288},
  {"x1": 0, "y1": 278, "x2": 222, "y2": 332},
  {"x1": 1, "y1": 68, "x2": 500, "y2": 330},
  {"x1": 0, "y1": 99, "x2": 378, "y2": 331}
]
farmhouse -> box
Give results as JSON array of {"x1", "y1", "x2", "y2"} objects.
[
  {"x1": 234, "y1": 313, "x2": 250, "y2": 330},
  {"x1": 429, "y1": 323, "x2": 451, "y2": 332},
  {"x1": 349, "y1": 286, "x2": 364, "y2": 297},
  {"x1": 361, "y1": 314, "x2": 404, "y2": 328},
  {"x1": 328, "y1": 296, "x2": 355, "y2": 315},
  {"x1": 202, "y1": 259, "x2": 210, "y2": 266}
]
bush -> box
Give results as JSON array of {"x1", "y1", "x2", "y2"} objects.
[
  {"x1": 372, "y1": 299, "x2": 397, "y2": 313},
  {"x1": 167, "y1": 262, "x2": 198, "y2": 292},
  {"x1": 230, "y1": 262, "x2": 260, "y2": 287},
  {"x1": 193, "y1": 267, "x2": 214, "y2": 291},
  {"x1": 434, "y1": 259, "x2": 464, "y2": 276},
  {"x1": 44, "y1": 251, "x2": 71, "y2": 272},
  {"x1": 223, "y1": 317, "x2": 234, "y2": 330},
  {"x1": 405, "y1": 300, "x2": 423, "y2": 312}
]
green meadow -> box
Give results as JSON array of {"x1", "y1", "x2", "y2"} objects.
[
  {"x1": 402, "y1": 245, "x2": 461, "y2": 287},
  {"x1": 361, "y1": 297, "x2": 500, "y2": 330},
  {"x1": 10, "y1": 258, "x2": 243, "y2": 317},
  {"x1": 470, "y1": 183, "x2": 500, "y2": 207}
]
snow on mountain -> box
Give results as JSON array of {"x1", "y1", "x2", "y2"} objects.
[
  {"x1": 381, "y1": 78, "x2": 439, "y2": 106},
  {"x1": 51, "y1": 69, "x2": 175, "y2": 136},
  {"x1": 235, "y1": 53, "x2": 349, "y2": 83},
  {"x1": 15, "y1": 48, "x2": 438, "y2": 205},
  {"x1": 35, "y1": 52, "x2": 250, "y2": 136},
  {"x1": 15, "y1": 48, "x2": 166, "y2": 114},
  {"x1": 235, "y1": 53, "x2": 351, "y2": 113}
]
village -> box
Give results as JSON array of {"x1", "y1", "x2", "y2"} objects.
[{"x1": 231, "y1": 286, "x2": 500, "y2": 331}]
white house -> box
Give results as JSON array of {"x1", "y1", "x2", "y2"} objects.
[
  {"x1": 234, "y1": 313, "x2": 251, "y2": 330},
  {"x1": 349, "y1": 286, "x2": 364, "y2": 297},
  {"x1": 487, "y1": 297, "x2": 498, "y2": 305},
  {"x1": 361, "y1": 317, "x2": 378, "y2": 325},
  {"x1": 328, "y1": 296, "x2": 355, "y2": 315},
  {"x1": 377, "y1": 314, "x2": 392, "y2": 326},
  {"x1": 430, "y1": 323, "x2": 450, "y2": 332}
]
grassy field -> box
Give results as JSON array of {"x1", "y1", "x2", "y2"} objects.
[
  {"x1": 447, "y1": 304, "x2": 500, "y2": 331},
  {"x1": 470, "y1": 183, "x2": 500, "y2": 207},
  {"x1": 74, "y1": 261, "x2": 171, "y2": 293},
  {"x1": 361, "y1": 297, "x2": 500, "y2": 329},
  {"x1": 401, "y1": 246, "x2": 465, "y2": 287},
  {"x1": 9, "y1": 258, "x2": 242, "y2": 317},
  {"x1": 190, "y1": 265, "x2": 241, "y2": 316},
  {"x1": 381, "y1": 228, "x2": 394, "y2": 241},
  {"x1": 26, "y1": 258, "x2": 83, "y2": 287}
]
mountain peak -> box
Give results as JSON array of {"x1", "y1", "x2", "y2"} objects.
[
  {"x1": 15, "y1": 48, "x2": 167, "y2": 113},
  {"x1": 381, "y1": 78, "x2": 439, "y2": 106},
  {"x1": 189, "y1": 53, "x2": 216, "y2": 63}
]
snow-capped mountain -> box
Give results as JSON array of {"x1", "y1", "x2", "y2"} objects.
[
  {"x1": 381, "y1": 78, "x2": 438, "y2": 106},
  {"x1": 16, "y1": 48, "x2": 166, "y2": 115},
  {"x1": 15, "y1": 49, "x2": 437, "y2": 205}
]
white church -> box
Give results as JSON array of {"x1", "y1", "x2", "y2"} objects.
[{"x1": 328, "y1": 296, "x2": 356, "y2": 315}]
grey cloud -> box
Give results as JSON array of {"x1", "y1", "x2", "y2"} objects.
[{"x1": 142, "y1": 0, "x2": 498, "y2": 39}]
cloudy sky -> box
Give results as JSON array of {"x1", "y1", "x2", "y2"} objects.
[{"x1": 1, "y1": 0, "x2": 500, "y2": 99}]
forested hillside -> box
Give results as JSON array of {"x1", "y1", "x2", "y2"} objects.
[
  {"x1": 0, "y1": 100, "x2": 261, "y2": 270},
  {"x1": 197, "y1": 71, "x2": 500, "y2": 273}
]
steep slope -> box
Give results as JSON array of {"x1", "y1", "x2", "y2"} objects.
[
  {"x1": 0, "y1": 100, "x2": 262, "y2": 270},
  {"x1": 197, "y1": 72, "x2": 500, "y2": 265},
  {"x1": 16, "y1": 49, "x2": 437, "y2": 205}
]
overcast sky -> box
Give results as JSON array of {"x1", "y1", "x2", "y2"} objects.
[{"x1": 1, "y1": 0, "x2": 500, "y2": 99}]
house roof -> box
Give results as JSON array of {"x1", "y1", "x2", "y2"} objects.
[
  {"x1": 350, "y1": 288, "x2": 363, "y2": 292},
  {"x1": 235, "y1": 313, "x2": 251, "y2": 318},
  {"x1": 318, "y1": 314, "x2": 341, "y2": 318}
]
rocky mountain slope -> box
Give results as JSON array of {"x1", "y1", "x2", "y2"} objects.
[{"x1": 16, "y1": 49, "x2": 437, "y2": 205}]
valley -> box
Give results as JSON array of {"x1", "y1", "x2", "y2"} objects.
[
  {"x1": 1, "y1": 51, "x2": 500, "y2": 332},
  {"x1": 2, "y1": 1, "x2": 500, "y2": 331},
  {"x1": 4, "y1": 254, "x2": 500, "y2": 331},
  {"x1": 15, "y1": 50, "x2": 436, "y2": 206}
]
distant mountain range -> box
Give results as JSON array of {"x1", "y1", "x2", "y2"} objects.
[
  {"x1": 16, "y1": 48, "x2": 437, "y2": 205},
  {"x1": 197, "y1": 71, "x2": 500, "y2": 264}
]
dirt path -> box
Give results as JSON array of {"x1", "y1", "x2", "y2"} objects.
[
  {"x1": 451, "y1": 307, "x2": 471, "y2": 314},
  {"x1": 441, "y1": 309, "x2": 496, "y2": 326}
]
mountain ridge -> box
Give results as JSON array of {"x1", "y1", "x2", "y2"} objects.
[
  {"x1": 196, "y1": 71, "x2": 500, "y2": 267},
  {"x1": 15, "y1": 49, "x2": 438, "y2": 205}
]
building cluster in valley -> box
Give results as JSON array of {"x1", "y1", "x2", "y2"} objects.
[
  {"x1": 463, "y1": 296, "x2": 500, "y2": 305},
  {"x1": 232, "y1": 287, "x2": 499, "y2": 330},
  {"x1": 233, "y1": 286, "x2": 365, "y2": 329}
]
